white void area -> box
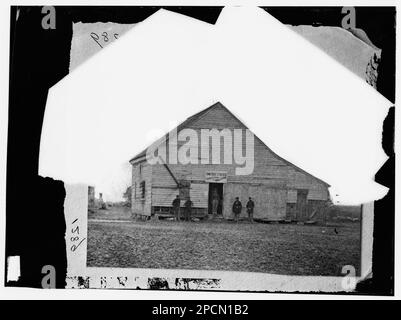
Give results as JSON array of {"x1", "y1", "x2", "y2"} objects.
[
  {"x1": 6, "y1": 256, "x2": 20, "y2": 283},
  {"x1": 39, "y1": 7, "x2": 391, "y2": 204}
]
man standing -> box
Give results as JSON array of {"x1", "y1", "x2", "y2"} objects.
[
  {"x1": 172, "y1": 195, "x2": 181, "y2": 221},
  {"x1": 246, "y1": 197, "x2": 255, "y2": 222},
  {"x1": 211, "y1": 189, "x2": 220, "y2": 219},
  {"x1": 232, "y1": 197, "x2": 242, "y2": 223},
  {"x1": 184, "y1": 197, "x2": 193, "y2": 222}
]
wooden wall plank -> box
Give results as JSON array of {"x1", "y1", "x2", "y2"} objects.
[{"x1": 132, "y1": 104, "x2": 330, "y2": 219}]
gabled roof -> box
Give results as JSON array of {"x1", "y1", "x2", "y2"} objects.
[
  {"x1": 129, "y1": 102, "x2": 330, "y2": 187},
  {"x1": 129, "y1": 102, "x2": 220, "y2": 162}
]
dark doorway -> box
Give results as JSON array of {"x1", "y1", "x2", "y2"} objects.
[
  {"x1": 208, "y1": 183, "x2": 224, "y2": 215},
  {"x1": 296, "y1": 189, "x2": 309, "y2": 221}
]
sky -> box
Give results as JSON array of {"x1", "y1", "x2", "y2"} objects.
[{"x1": 39, "y1": 7, "x2": 391, "y2": 204}]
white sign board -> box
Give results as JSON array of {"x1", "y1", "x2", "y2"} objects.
[{"x1": 205, "y1": 171, "x2": 227, "y2": 183}]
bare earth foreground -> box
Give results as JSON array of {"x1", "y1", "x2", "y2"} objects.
[{"x1": 87, "y1": 214, "x2": 360, "y2": 276}]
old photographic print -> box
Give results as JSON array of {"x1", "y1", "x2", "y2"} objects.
[
  {"x1": 86, "y1": 101, "x2": 362, "y2": 278},
  {"x1": 4, "y1": 3, "x2": 395, "y2": 296}
]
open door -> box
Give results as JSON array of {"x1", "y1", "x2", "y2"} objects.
[
  {"x1": 208, "y1": 183, "x2": 224, "y2": 215},
  {"x1": 296, "y1": 189, "x2": 308, "y2": 221}
]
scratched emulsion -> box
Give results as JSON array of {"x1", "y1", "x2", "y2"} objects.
[
  {"x1": 66, "y1": 275, "x2": 221, "y2": 290},
  {"x1": 117, "y1": 276, "x2": 128, "y2": 287},
  {"x1": 175, "y1": 278, "x2": 221, "y2": 290},
  {"x1": 100, "y1": 276, "x2": 107, "y2": 288},
  {"x1": 148, "y1": 277, "x2": 170, "y2": 290},
  {"x1": 66, "y1": 276, "x2": 90, "y2": 289},
  {"x1": 147, "y1": 277, "x2": 221, "y2": 290},
  {"x1": 100, "y1": 276, "x2": 127, "y2": 288}
]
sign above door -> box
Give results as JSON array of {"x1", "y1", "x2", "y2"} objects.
[{"x1": 205, "y1": 171, "x2": 227, "y2": 183}]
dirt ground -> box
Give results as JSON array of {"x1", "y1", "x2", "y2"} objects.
[
  {"x1": 87, "y1": 212, "x2": 361, "y2": 276},
  {"x1": 88, "y1": 206, "x2": 132, "y2": 221}
]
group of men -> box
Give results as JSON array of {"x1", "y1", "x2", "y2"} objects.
[
  {"x1": 171, "y1": 195, "x2": 255, "y2": 222},
  {"x1": 172, "y1": 195, "x2": 193, "y2": 222},
  {"x1": 233, "y1": 197, "x2": 255, "y2": 222}
]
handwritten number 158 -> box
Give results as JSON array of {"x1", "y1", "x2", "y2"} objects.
[{"x1": 70, "y1": 218, "x2": 86, "y2": 252}]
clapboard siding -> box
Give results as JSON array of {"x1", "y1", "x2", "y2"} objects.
[
  {"x1": 223, "y1": 183, "x2": 287, "y2": 220},
  {"x1": 156, "y1": 105, "x2": 328, "y2": 199},
  {"x1": 131, "y1": 103, "x2": 330, "y2": 219},
  {"x1": 287, "y1": 189, "x2": 297, "y2": 203},
  {"x1": 131, "y1": 162, "x2": 152, "y2": 216},
  {"x1": 151, "y1": 183, "x2": 208, "y2": 208},
  {"x1": 151, "y1": 164, "x2": 178, "y2": 187},
  {"x1": 151, "y1": 187, "x2": 178, "y2": 207},
  {"x1": 189, "y1": 106, "x2": 246, "y2": 130},
  {"x1": 190, "y1": 183, "x2": 209, "y2": 208}
]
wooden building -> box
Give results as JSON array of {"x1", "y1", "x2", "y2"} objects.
[{"x1": 129, "y1": 102, "x2": 330, "y2": 221}]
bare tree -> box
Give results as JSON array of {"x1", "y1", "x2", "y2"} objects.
[{"x1": 123, "y1": 186, "x2": 132, "y2": 206}]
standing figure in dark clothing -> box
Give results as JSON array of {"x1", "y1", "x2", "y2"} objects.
[
  {"x1": 232, "y1": 197, "x2": 242, "y2": 223},
  {"x1": 172, "y1": 195, "x2": 181, "y2": 221},
  {"x1": 211, "y1": 189, "x2": 220, "y2": 219},
  {"x1": 246, "y1": 197, "x2": 255, "y2": 222},
  {"x1": 184, "y1": 198, "x2": 193, "y2": 222}
]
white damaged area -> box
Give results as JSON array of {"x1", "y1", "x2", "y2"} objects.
[{"x1": 39, "y1": 7, "x2": 391, "y2": 206}]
